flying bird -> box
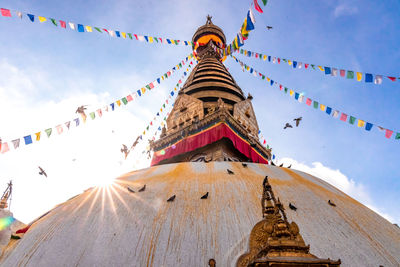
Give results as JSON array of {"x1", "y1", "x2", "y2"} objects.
[
  {"x1": 127, "y1": 187, "x2": 135, "y2": 193},
  {"x1": 283, "y1": 123, "x2": 293, "y2": 129},
  {"x1": 287, "y1": 164, "x2": 292, "y2": 169},
  {"x1": 242, "y1": 163, "x2": 248, "y2": 168},
  {"x1": 266, "y1": 26, "x2": 273, "y2": 30},
  {"x1": 138, "y1": 184, "x2": 146, "y2": 192},
  {"x1": 279, "y1": 163, "x2": 284, "y2": 167},
  {"x1": 328, "y1": 200, "x2": 336, "y2": 207},
  {"x1": 293, "y1": 117, "x2": 302, "y2": 127},
  {"x1": 227, "y1": 169, "x2": 234, "y2": 175},
  {"x1": 38, "y1": 166, "x2": 47, "y2": 177},
  {"x1": 75, "y1": 105, "x2": 87, "y2": 114},
  {"x1": 120, "y1": 144, "x2": 130, "y2": 159},
  {"x1": 167, "y1": 195, "x2": 176, "y2": 202},
  {"x1": 130, "y1": 136, "x2": 141, "y2": 150},
  {"x1": 201, "y1": 192, "x2": 209, "y2": 199},
  {"x1": 289, "y1": 203, "x2": 297, "y2": 211},
  {"x1": 271, "y1": 161, "x2": 276, "y2": 166}
]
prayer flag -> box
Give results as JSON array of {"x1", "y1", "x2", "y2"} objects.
[
  {"x1": 262, "y1": 0, "x2": 268, "y2": 5},
  {"x1": 294, "y1": 92, "x2": 299, "y2": 100},
  {"x1": 356, "y1": 72, "x2": 362, "y2": 81},
  {"x1": 318, "y1": 66, "x2": 324, "y2": 71},
  {"x1": 35, "y1": 132, "x2": 41, "y2": 141},
  {"x1": 127, "y1": 33, "x2": 132, "y2": 39},
  {"x1": 110, "y1": 103, "x2": 115, "y2": 111},
  {"x1": 374, "y1": 75, "x2": 383, "y2": 84},
  {"x1": 340, "y1": 69, "x2": 345, "y2": 77},
  {"x1": 347, "y1": 71, "x2": 354, "y2": 79},
  {"x1": 97, "y1": 109, "x2": 103, "y2": 117},
  {"x1": 332, "y1": 110, "x2": 339, "y2": 118},
  {"x1": 357, "y1": 119, "x2": 365, "y2": 127},
  {"x1": 320, "y1": 104, "x2": 326, "y2": 111},
  {"x1": 121, "y1": 32, "x2": 126, "y2": 38},
  {"x1": 306, "y1": 98, "x2": 312, "y2": 106},
  {"x1": 395, "y1": 133, "x2": 400, "y2": 140},
  {"x1": 331, "y1": 68, "x2": 338, "y2": 77},
  {"x1": 365, "y1": 122, "x2": 373, "y2": 131},
  {"x1": 292, "y1": 61, "x2": 297, "y2": 68},
  {"x1": 313, "y1": 101, "x2": 319, "y2": 109},
  {"x1": 24, "y1": 135, "x2": 32, "y2": 145},
  {"x1": 12, "y1": 139, "x2": 20, "y2": 149},
  {"x1": 298, "y1": 95, "x2": 304, "y2": 103},
  {"x1": 60, "y1": 20, "x2": 66, "y2": 28},
  {"x1": 115, "y1": 31, "x2": 121, "y2": 37},
  {"x1": 69, "y1": 22, "x2": 76, "y2": 30},
  {"x1": 16, "y1": 11, "x2": 23, "y2": 19},
  {"x1": 305, "y1": 63, "x2": 309, "y2": 69},
  {"x1": 27, "y1": 14, "x2": 34, "y2": 22},
  {"x1": 254, "y1": 0, "x2": 263, "y2": 13},
  {"x1": 116, "y1": 100, "x2": 121, "y2": 106},
  {"x1": 122, "y1": 97, "x2": 128, "y2": 105},
  {"x1": 38, "y1": 16, "x2": 47, "y2": 23},
  {"x1": 365, "y1": 73, "x2": 373, "y2": 83},
  {"x1": 50, "y1": 18, "x2": 57, "y2": 26},
  {"x1": 85, "y1": 25, "x2": 93, "y2": 32},
  {"x1": 94, "y1": 27, "x2": 102, "y2": 32},
  {"x1": 246, "y1": 10, "x2": 255, "y2": 31},
  {"x1": 298, "y1": 62, "x2": 302, "y2": 68},
  {"x1": 387, "y1": 76, "x2": 396, "y2": 81},
  {"x1": 126, "y1": 95, "x2": 133, "y2": 102},
  {"x1": 88, "y1": 112, "x2": 94, "y2": 119},
  {"x1": 340, "y1": 113, "x2": 348, "y2": 122},
  {"x1": 1, "y1": 142, "x2": 9, "y2": 154},
  {"x1": 326, "y1": 107, "x2": 332, "y2": 115},
  {"x1": 77, "y1": 24, "x2": 84, "y2": 32},
  {"x1": 109, "y1": 30, "x2": 116, "y2": 37},
  {"x1": 137, "y1": 89, "x2": 141, "y2": 96},
  {"x1": 324, "y1": 67, "x2": 331, "y2": 75},
  {"x1": 45, "y1": 128, "x2": 52, "y2": 137},
  {"x1": 56, "y1": 125, "x2": 63, "y2": 134},
  {"x1": 1, "y1": 8, "x2": 12, "y2": 17},
  {"x1": 385, "y1": 129, "x2": 393, "y2": 139},
  {"x1": 349, "y1": 116, "x2": 356, "y2": 125}
]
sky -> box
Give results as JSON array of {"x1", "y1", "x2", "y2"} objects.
[{"x1": 0, "y1": 0, "x2": 399, "y2": 225}]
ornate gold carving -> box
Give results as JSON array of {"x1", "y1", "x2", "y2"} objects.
[{"x1": 236, "y1": 176, "x2": 341, "y2": 267}]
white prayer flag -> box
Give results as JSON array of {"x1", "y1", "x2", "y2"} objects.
[
  {"x1": 332, "y1": 110, "x2": 339, "y2": 118},
  {"x1": 374, "y1": 75, "x2": 383, "y2": 84},
  {"x1": 16, "y1": 11, "x2": 23, "y2": 19},
  {"x1": 68, "y1": 22, "x2": 76, "y2": 30},
  {"x1": 298, "y1": 62, "x2": 302, "y2": 69},
  {"x1": 331, "y1": 68, "x2": 338, "y2": 77}
]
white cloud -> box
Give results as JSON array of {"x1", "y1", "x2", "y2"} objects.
[
  {"x1": 334, "y1": 4, "x2": 358, "y2": 18},
  {"x1": 279, "y1": 157, "x2": 395, "y2": 223}
]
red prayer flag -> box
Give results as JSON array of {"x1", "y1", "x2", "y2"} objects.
[
  {"x1": 306, "y1": 98, "x2": 312, "y2": 106},
  {"x1": 1, "y1": 8, "x2": 12, "y2": 17},
  {"x1": 133, "y1": 34, "x2": 138, "y2": 40},
  {"x1": 340, "y1": 69, "x2": 346, "y2": 77},
  {"x1": 254, "y1": 0, "x2": 264, "y2": 13},
  {"x1": 387, "y1": 76, "x2": 396, "y2": 81},
  {"x1": 385, "y1": 129, "x2": 393, "y2": 138},
  {"x1": 277, "y1": 58, "x2": 281, "y2": 64},
  {"x1": 279, "y1": 84, "x2": 283, "y2": 90},
  {"x1": 59, "y1": 20, "x2": 66, "y2": 28},
  {"x1": 263, "y1": 140, "x2": 266, "y2": 144},
  {"x1": 103, "y1": 29, "x2": 109, "y2": 33},
  {"x1": 340, "y1": 113, "x2": 348, "y2": 121},
  {"x1": 16, "y1": 225, "x2": 30, "y2": 234},
  {"x1": 305, "y1": 63, "x2": 309, "y2": 69},
  {"x1": 126, "y1": 95, "x2": 133, "y2": 102},
  {"x1": 149, "y1": 83, "x2": 154, "y2": 89}
]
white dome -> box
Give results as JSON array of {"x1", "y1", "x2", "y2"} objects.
[{"x1": 1, "y1": 162, "x2": 399, "y2": 266}]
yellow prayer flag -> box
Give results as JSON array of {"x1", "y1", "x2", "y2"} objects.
[
  {"x1": 288, "y1": 60, "x2": 292, "y2": 66},
  {"x1": 143, "y1": 131, "x2": 145, "y2": 135},
  {"x1": 357, "y1": 119, "x2": 365, "y2": 127},
  {"x1": 289, "y1": 90, "x2": 294, "y2": 96},
  {"x1": 116, "y1": 100, "x2": 121, "y2": 106},
  {"x1": 174, "y1": 87, "x2": 177, "y2": 91},
  {"x1": 141, "y1": 87, "x2": 146, "y2": 94},
  {"x1": 356, "y1": 72, "x2": 362, "y2": 81},
  {"x1": 149, "y1": 37, "x2": 153, "y2": 43},
  {"x1": 160, "y1": 108, "x2": 163, "y2": 112},
  {"x1": 121, "y1": 32, "x2": 126, "y2": 38},
  {"x1": 320, "y1": 104, "x2": 326, "y2": 111},
  {"x1": 318, "y1": 66, "x2": 324, "y2": 71},
  {"x1": 263, "y1": 55, "x2": 267, "y2": 61},
  {"x1": 85, "y1": 26, "x2": 93, "y2": 32},
  {"x1": 35, "y1": 132, "x2": 41, "y2": 141},
  {"x1": 38, "y1": 16, "x2": 47, "y2": 23},
  {"x1": 161, "y1": 76, "x2": 164, "y2": 80},
  {"x1": 267, "y1": 77, "x2": 270, "y2": 82},
  {"x1": 81, "y1": 113, "x2": 87, "y2": 123}
]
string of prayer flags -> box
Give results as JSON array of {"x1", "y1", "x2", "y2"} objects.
[
  {"x1": 236, "y1": 49, "x2": 399, "y2": 84},
  {"x1": 231, "y1": 55, "x2": 399, "y2": 141},
  {"x1": 0, "y1": 7, "x2": 196, "y2": 47}
]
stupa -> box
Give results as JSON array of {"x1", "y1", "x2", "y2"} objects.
[{"x1": 0, "y1": 17, "x2": 399, "y2": 267}]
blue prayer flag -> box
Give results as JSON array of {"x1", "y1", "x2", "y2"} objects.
[
  {"x1": 77, "y1": 24, "x2": 84, "y2": 32},
  {"x1": 144, "y1": 36, "x2": 148, "y2": 42},
  {"x1": 184, "y1": 72, "x2": 187, "y2": 76},
  {"x1": 272, "y1": 154, "x2": 275, "y2": 160},
  {"x1": 246, "y1": 11, "x2": 255, "y2": 31},
  {"x1": 157, "y1": 78, "x2": 161, "y2": 84},
  {"x1": 158, "y1": 127, "x2": 161, "y2": 131},
  {"x1": 365, "y1": 122, "x2": 373, "y2": 131},
  {"x1": 173, "y1": 67, "x2": 176, "y2": 71},
  {"x1": 326, "y1": 107, "x2": 332, "y2": 115},
  {"x1": 137, "y1": 90, "x2": 141, "y2": 96},
  {"x1": 293, "y1": 61, "x2": 297, "y2": 68},
  {"x1": 324, "y1": 67, "x2": 331, "y2": 75},
  {"x1": 110, "y1": 103, "x2": 115, "y2": 111},
  {"x1": 295, "y1": 92, "x2": 299, "y2": 100},
  {"x1": 268, "y1": 56, "x2": 271, "y2": 62},
  {"x1": 250, "y1": 68, "x2": 253, "y2": 73},
  {"x1": 167, "y1": 39, "x2": 171, "y2": 44},
  {"x1": 115, "y1": 31, "x2": 120, "y2": 37},
  {"x1": 27, "y1": 14, "x2": 34, "y2": 22},
  {"x1": 365, "y1": 73, "x2": 373, "y2": 83},
  {"x1": 24, "y1": 135, "x2": 32, "y2": 145},
  {"x1": 170, "y1": 91, "x2": 174, "y2": 96},
  {"x1": 258, "y1": 130, "x2": 261, "y2": 134},
  {"x1": 74, "y1": 118, "x2": 80, "y2": 127},
  {"x1": 270, "y1": 80, "x2": 274, "y2": 86},
  {"x1": 157, "y1": 112, "x2": 160, "y2": 116}
]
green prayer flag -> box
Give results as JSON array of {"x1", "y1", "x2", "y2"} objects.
[
  {"x1": 50, "y1": 18, "x2": 57, "y2": 26},
  {"x1": 349, "y1": 116, "x2": 356, "y2": 124},
  {"x1": 45, "y1": 128, "x2": 52, "y2": 137},
  {"x1": 311, "y1": 64, "x2": 316, "y2": 69},
  {"x1": 262, "y1": 0, "x2": 268, "y2": 5},
  {"x1": 127, "y1": 33, "x2": 132, "y2": 39},
  {"x1": 94, "y1": 27, "x2": 102, "y2": 33},
  {"x1": 89, "y1": 112, "x2": 95, "y2": 120},
  {"x1": 240, "y1": 49, "x2": 244, "y2": 54},
  {"x1": 179, "y1": 63, "x2": 182, "y2": 67},
  {"x1": 153, "y1": 37, "x2": 158, "y2": 43},
  {"x1": 284, "y1": 87, "x2": 288, "y2": 93},
  {"x1": 146, "y1": 126, "x2": 149, "y2": 130},
  {"x1": 313, "y1": 101, "x2": 319, "y2": 109},
  {"x1": 395, "y1": 133, "x2": 400, "y2": 140},
  {"x1": 163, "y1": 104, "x2": 166, "y2": 108},
  {"x1": 262, "y1": 75, "x2": 265, "y2": 80},
  {"x1": 347, "y1": 71, "x2": 354, "y2": 79},
  {"x1": 259, "y1": 54, "x2": 263, "y2": 60},
  {"x1": 164, "y1": 74, "x2": 168, "y2": 78},
  {"x1": 164, "y1": 117, "x2": 166, "y2": 121},
  {"x1": 283, "y1": 59, "x2": 287, "y2": 62},
  {"x1": 122, "y1": 97, "x2": 128, "y2": 105},
  {"x1": 146, "y1": 85, "x2": 151, "y2": 90}
]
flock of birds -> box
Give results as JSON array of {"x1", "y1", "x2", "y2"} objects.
[{"x1": 284, "y1": 117, "x2": 302, "y2": 130}]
